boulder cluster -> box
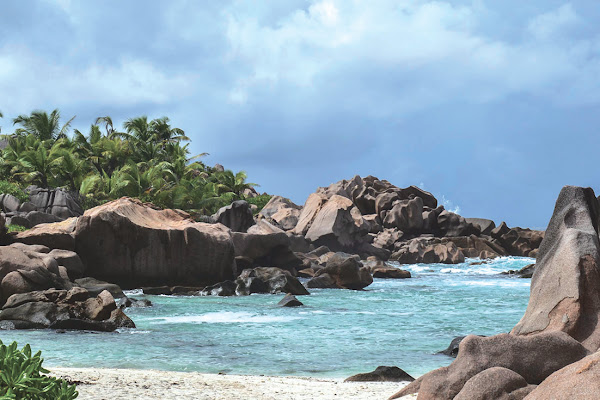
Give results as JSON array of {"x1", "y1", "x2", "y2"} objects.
[
  {"x1": 258, "y1": 175, "x2": 543, "y2": 264},
  {"x1": 390, "y1": 185, "x2": 600, "y2": 400},
  {"x1": 1, "y1": 186, "x2": 83, "y2": 229},
  {"x1": 0, "y1": 175, "x2": 546, "y2": 333}
]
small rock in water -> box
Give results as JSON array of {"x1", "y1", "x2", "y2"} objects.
[
  {"x1": 278, "y1": 293, "x2": 304, "y2": 307},
  {"x1": 141, "y1": 286, "x2": 172, "y2": 295},
  {"x1": 437, "y1": 336, "x2": 467, "y2": 358},
  {"x1": 344, "y1": 366, "x2": 415, "y2": 382}
]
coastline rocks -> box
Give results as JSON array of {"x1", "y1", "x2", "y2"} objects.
[
  {"x1": 465, "y1": 218, "x2": 496, "y2": 236},
  {"x1": 442, "y1": 235, "x2": 507, "y2": 259},
  {"x1": 363, "y1": 257, "x2": 411, "y2": 279},
  {"x1": 232, "y1": 232, "x2": 302, "y2": 273},
  {"x1": 436, "y1": 211, "x2": 479, "y2": 237},
  {"x1": 511, "y1": 186, "x2": 600, "y2": 351},
  {"x1": 437, "y1": 336, "x2": 467, "y2": 358},
  {"x1": 307, "y1": 253, "x2": 372, "y2": 290},
  {"x1": 345, "y1": 366, "x2": 414, "y2": 383},
  {"x1": 277, "y1": 293, "x2": 303, "y2": 307},
  {"x1": 391, "y1": 238, "x2": 465, "y2": 264},
  {"x1": 236, "y1": 267, "x2": 309, "y2": 296},
  {"x1": 15, "y1": 218, "x2": 77, "y2": 250},
  {"x1": 492, "y1": 223, "x2": 544, "y2": 258},
  {"x1": 258, "y1": 196, "x2": 302, "y2": 231},
  {"x1": 454, "y1": 367, "x2": 534, "y2": 400},
  {"x1": 383, "y1": 197, "x2": 424, "y2": 233},
  {"x1": 0, "y1": 287, "x2": 135, "y2": 331},
  {"x1": 501, "y1": 263, "x2": 535, "y2": 278},
  {"x1": 304, "y1": 195, "x2": 366, "y2": 252},
  {"x1": 73, "y1": 198, "x2": 235, "y2": 287},
  {"x1": 212, "y1": 200, "x2": 254, "y2": 233},
  {"x1": 525, "y1": 350, "x2": 600, "y2": 399},
  {"x1": 390, "y1": 331, "x2": 588, "y2": 400}
]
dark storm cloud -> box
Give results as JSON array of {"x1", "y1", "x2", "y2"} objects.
[{"x1": 1, "y1": 0, "x2": 599, "y2": 228}]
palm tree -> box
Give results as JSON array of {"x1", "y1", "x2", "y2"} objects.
[
  {"x1": 212, "y1": 170, "x2": 258, "y2": 200},
  {"x1": 13, "y1": 109, "x2": 75, "y2": 141}
]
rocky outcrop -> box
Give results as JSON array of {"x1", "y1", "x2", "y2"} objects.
[
  {"x1": 454, "y1": 367, "x2": 535, "y2": 400},
  {"x1": 492, "y1": 223, "x2": 544, "y2": 258},
  {"x1": 277, "y1": 293, "x2": 303, "y2": 307},
  {"x1": 390, "y1": 332, "x2": 588, "y2": 399},
  {"x1": 259, "y1": 196, "x2": 302, "y2": 231},
  {"x1": 465, "y1": 218, "x2": 496, "y2": 236},
  {"x1": 363, "y1": 257, "x2": 411, "y2": 279},
  {"x1": 26, "y1": 186, "x2": 84, "y2": 219},
  {"x1": 512, "y1": 186, "x2": 600, "y2": 351},
  {"x1": 202, "y1": 267, "x2": 309, "y2": 296},
  {"x1": 345, "y1": 366, "x2": 414, "y2": 382},
  {"x1": 391, "y1": 237, "x2": 465, "y2": 264},
  {"x1": 502, "y1": 263, "x2": 535, "y2": 278},
  {"x1": 525, "y1": 350, "x2": 600, "y2": 399},
  {"x1": 0, "y1": 287, "x2": 134, "y2": 331},
  {"x1": 390, "y1": 186, "x2": 600, "y2": 400},
  {"x1": 306, "y1": 252, "x2": 373, "y2": 290},
  {"x1": 232, "y1": 231, "x2": 302, "y2": 273},
  {"x1": 71, "y1": 198, "x2": 235, "y2": 288},
  {"x1": 304, "y1": 195, "x2": 366, "y2": 252},
  {"x1": 212, "y1": 200, "x2": 254, "y2": 233}
]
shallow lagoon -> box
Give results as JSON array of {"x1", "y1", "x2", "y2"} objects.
[{"x1": 0, "y1": 257, "x2": 532, "y2": 378}]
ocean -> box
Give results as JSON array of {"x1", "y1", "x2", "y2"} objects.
[{"x1": 0, "y1": 257, "x2": 533, "y2": 378}]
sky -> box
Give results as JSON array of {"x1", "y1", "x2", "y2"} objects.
[{"x1": 1, "y1": 0, "x2": 599, "y2": 229}]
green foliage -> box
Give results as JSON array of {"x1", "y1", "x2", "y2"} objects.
[
  {"x1": 0, "y1": 109, "x2": 260, "y2": 215},
  {"x1": 246, "y1": 194, "x2": 272, "y2": 214},
  {"x1": 0, "y1": 181, "x2": 28, "y2": 203},
  {"x1": 6, "y1": 225, "x2": 27, "y2": 233},
  {"x1": 0, "y1": 340, "x2": 78, "y2": 399}
]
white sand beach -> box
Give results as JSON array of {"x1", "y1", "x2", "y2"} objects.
[{"x1": 50, "y1": 368, "x2": 416, "y2": 400}]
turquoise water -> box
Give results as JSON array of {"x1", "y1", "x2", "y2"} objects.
[{"x1": 0, "y1": 257, "x2": 533, "y2": 378}]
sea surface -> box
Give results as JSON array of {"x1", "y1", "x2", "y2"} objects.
[{"x1": 0, "y1": 257, "x2": 533, "y2": 378}]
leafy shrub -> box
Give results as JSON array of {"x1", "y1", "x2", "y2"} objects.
[
  {"x1": 246, "y1": 194, "x2": 272, "y2": 215},
  {"x1": 0, "y1": 181, "x2": 28, "y2": 203},
  {"x1": 0, "y1": 341, "x2": 78, "y2": 399},
  {"x1": 6, "y1": 225, "x2": 27, "y2": 233}
]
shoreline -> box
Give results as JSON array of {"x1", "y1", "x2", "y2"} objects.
[{"x1": 50, "y1": 367, "x2": 416, "y2": 400}]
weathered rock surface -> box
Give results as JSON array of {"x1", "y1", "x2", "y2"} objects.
[
  {"x1": 307, "y1": 252, "x2": 372, "y2": 290},
  {"x1": 465, "y1": 218, "x2": 496, "y2": 236},
  {"x1": 73, "y1": 198, "x2": 235, "y2": 287},
  {"x1": 345, "y1": 366, "x2": 414, "y2": 382},
  {"x1": 0, "y1": 287, "x2": 134, "y2": 331},
  {"x1": 383, "y1": 197, "x2": 424, "y2": 233},
  {"x1": 502, "y1": 263, "x2": 535, "y2": 278},
  {"x1": 212, "y1": 200, "x2": 254, "y2": 233},
  {"x1": 363, "y1": 257, "x2": 411, "y2": 279},
  {"x1": 236, "y1": 267, "x2": 309, "y2": 296},
  {"x1": 511, "y1": 186, "x2": 600, "y2": 352},
  {"x1": 277, "y1": 293, "x2": 303, "y2": 307},
  {"x1": 259, "y1": 196, "x2": 302, "y2": 231},
  {"x1": 454, "y1": 367, "x2": 532, "y2": 400},
  {"x1": 391, "y1": 237, "x2": 465, "y2": 264},
  {"x1": 304, "y1": 195, "x2": 366, "y2": 252},
  {"x1": 437, "y1": 211, "x2": 479, "y2": 237},
  {"x1": 437, "y1": 336, "x2": 467, "y2": 358},
  {"x1": 27, "y1": 186, "x2": 84, "y2": 219},
  {"x1": 390, "y1": 332, "x2": 588, "y2": 400},
  {"x1": 525, "y1": 350, "x2": 600, "y2": 399},
  {"x1": 232, "y1": 232, "x2": 302, "y2": 273}
]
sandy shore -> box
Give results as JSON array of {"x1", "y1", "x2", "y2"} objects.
[{"x1": 50, "y1": 368, "x2": 416, "y2": 400}]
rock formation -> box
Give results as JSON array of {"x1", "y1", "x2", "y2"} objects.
[{"x1": 390, "y1": 185, "x2": 600, "y2": 399}]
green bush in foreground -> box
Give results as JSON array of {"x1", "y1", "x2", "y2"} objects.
[
  {"x1": 246, "y1": 194, "x2": 272, "y2": 215},
  {"x1": 6, "y1": 225, "x2": 27, "y2": 233},
  {"x1": 0, "y1": 341, "x2": 78, "y2": 399},
  {"x1": 0, "y1": 181, "x2": 28, "y2": 203}
]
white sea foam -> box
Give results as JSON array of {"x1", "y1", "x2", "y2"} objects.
[
  {"x1": 148, "y1": 312, "x2": 301, "y2": 324},
  {"x1": 124, "y1": 289, "x2": 143, "y2": 296}
]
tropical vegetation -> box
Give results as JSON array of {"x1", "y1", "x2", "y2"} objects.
[
  {"x1": 0, "y1": 109, "x2": 259, "y2": 215},
  {"x1": 0, "y1": 340, "x2": 78, "y2": 399}
]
